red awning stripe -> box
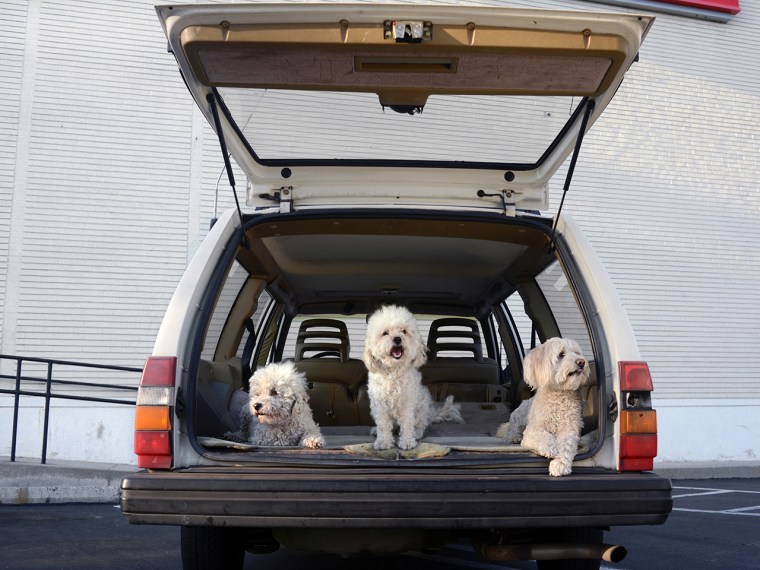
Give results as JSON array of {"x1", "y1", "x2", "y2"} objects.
[{"x1": 656, "y1": 0, "x2": 741, "y2": 15}]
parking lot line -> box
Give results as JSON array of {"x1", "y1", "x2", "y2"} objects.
[
  {"x1": 673, "y1": 507, "x2": 760, "y2": 517},
  {"x1": 673, "y1": 485, "x2": 760, "y2": 495},
  {"x1": 723, "y1": 505, "x2": 760, "y2": 513},
  {"x1": 671, "y1": 489, "x2": 732, "y2": 499},
  {"x1": 672, "y1": 484, "x2": 760, "y2": 517}
]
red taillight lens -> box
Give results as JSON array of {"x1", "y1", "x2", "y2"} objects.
[
  {"x1": 135, "y1": 431, "x2": 172, "y2": 469},
  {"x1": 619, "y1": 361, "x2": 653, "y2": 391},
  {"x1": 140, "y1": 356, "x2": 176, "y2": 387},
  {"x1": 135, "y1": 356, "x2": 176, "y2": 470},
  {"x1": 135, "y1": 431, "x2": 171, "y2": 455},
  {"x1": 620, "y1": 434, "x2": 658, "y2": 471}
]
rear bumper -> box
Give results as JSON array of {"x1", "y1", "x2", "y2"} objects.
[{"x1": 120, "y1": 466, "x2": 672, "y2": 529}]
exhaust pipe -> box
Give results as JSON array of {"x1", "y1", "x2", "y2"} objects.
[{"x1": 477, "y1": 542, "x2": 627, "y2": 564}]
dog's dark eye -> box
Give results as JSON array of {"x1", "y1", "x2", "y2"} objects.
[
  {"x1": 558, "y1": 351, "x2": 565, "y2": 360},
  {"x1": 402, "y1": 329, "x2": 407, "y2": 334},
  {"x1": 382, "y1": 331, "x2": 388, "y2": 336},
  {"x1": 270, "y1": 388, "x2": 277, "y2": 396}
]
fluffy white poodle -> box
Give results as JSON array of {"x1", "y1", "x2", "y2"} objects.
[
  {"x1": 363, "y1": 305, "x2": 463, "y2": 451},
  {"x1": 229, "y1": 361, "x2": 325, "y2": 449},
  {"x1": 500, "y1": 337, "x2": 591, "y2": 476}
]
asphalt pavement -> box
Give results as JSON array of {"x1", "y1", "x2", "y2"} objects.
[
  {"x1": 1, "y1": 474, "x2": 760, "y2": 569},
  {"x1": 1, "y1": 480, "x2": 760, "y2": 570}
]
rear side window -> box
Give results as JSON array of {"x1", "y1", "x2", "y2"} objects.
[
  {"x1": 201, "y1": 261, "x2": 270, "y2": 364},
  {"x1": 506, "y1": 260, "x2": 593, "y2": 357},
  {"x1": 201, "y1": 260, "x2": 249, "y2": 361},
  {"x1": 536, "y1": 263, "x2": 593, "y2": 356}
]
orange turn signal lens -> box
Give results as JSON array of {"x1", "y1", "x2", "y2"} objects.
[
  {"x1": 135, "y1": 406, "x2": 171, "y2": 431},
  {"x1": 620, "y1": 409, "x2": 657, "y2": 434}
]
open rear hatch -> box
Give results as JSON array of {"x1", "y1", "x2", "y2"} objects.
[{"x1": 157, "y1": 3, "x2": 653, "y2": 211}]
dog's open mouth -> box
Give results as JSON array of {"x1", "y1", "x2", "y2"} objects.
[
  {"x1": 390, "y1": 347, "x2": 404, "y2": 360},
  {"x1": 255, "y1": 412, "x2": 275, "y2": 423}
]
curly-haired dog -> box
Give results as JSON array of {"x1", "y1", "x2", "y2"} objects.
[
  {"x1": 228, "y1": 361, "x2": 324, "y2": 449},
  {"x1": 363, "y1": 305, "x2": 463, "y2": 451},
  {"x1": 500, "y1": 338, "x2": 591, "y2": 476}
]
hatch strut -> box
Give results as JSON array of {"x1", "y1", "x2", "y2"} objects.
[
  {"x1": 548, "y1": 99, "x2": 596, "y2": 252},
  {"x1": 206, "y1": 92, "x2": 249, "y2": 249}
]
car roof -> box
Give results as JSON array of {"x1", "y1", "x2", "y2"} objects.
[{"x1": 237, "y1": 210, "x2": 555, "y2": 318}]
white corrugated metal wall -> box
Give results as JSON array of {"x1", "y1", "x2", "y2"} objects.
[{"x1": 1, "y1": 0, "x2": 758, "y2": 465}]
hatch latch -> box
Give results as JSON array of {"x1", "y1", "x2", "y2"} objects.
[
  {"x1": 384, "y1": 20, "x2": 432, "y2": 43},
  {"x1": 278, "y1": 186, "x2": 293, "y2": 213}
]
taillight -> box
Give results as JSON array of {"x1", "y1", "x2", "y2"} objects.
[
  {"x1": 620, "y1": 361, "x2": 654, "y2": 391},
  {"x1": 618, "y1": 361, "x2": 657, "y2": 471},
  {"x1": 134, "y1": 356, "x2": 176, "y2": 469}
]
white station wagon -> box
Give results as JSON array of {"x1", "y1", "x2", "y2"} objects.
[{"x1": 120, "y1": 3, "x2": 672, "y2": 569}]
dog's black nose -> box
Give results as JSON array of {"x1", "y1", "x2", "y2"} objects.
[
  {"x1": 393, "y1": 336, "x2": 402, "y2": 345},
  {"x1": 253, "y1": 402, "x2": 263, "y2": 411},
  {"x1": 576, "y1": 359, "x2": 586, "y2": 369}
]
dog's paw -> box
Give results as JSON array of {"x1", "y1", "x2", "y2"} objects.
[
  {"x1": 397, "y1": 436, "x2": 419, "y2": 451},
  {"x1": 302, "y1": 435, "x2": 325, "y2": 449},
  {"x1": 549, "y1": 458, "x2": 572, "y2": 477},
  {"x1": 373, "y1": 436, "x2": 395, "y2": 450},
  {"x1": 223, "y1": 430, "x2": 247, "y2": 443}
]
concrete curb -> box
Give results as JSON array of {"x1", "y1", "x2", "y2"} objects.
[
  {"x1": 0, "y1": 458, "x2": 135, "y2": 505},
  {"x1": 655, "y1": 460, "x2": 760, "y2": 481}
]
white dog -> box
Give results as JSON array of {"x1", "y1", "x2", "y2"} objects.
[
  {"x1": 501, "y1": 338, "x2": 591, "y2": 476},
  {"x1": 363, "y1": 305, "x2": 463, "y2": 451},
  {"x1": 229, "y1": 361, "x2": 325, "y2": 449}
]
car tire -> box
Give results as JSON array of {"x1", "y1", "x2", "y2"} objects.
[
  {"x1": 180, "y1": 526, "x2": 246, "y2": 570},
  {"x1": 535, "y1": 527, "x2": 603, "y2": 570}
]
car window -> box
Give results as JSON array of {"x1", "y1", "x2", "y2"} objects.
[
  {"x1": 536, "y1": 263, "x2": 593, "y2": 357},
  {"x1": 201, "y1": 260, "x2": 249, "y2": 361},
  {"x1": 506, "y1": 260, "x2": 593, "y2": 357},
  {"x1": 219, "y1": 88, "x2": 583, "y2": 165},
  {"x1": 201, "y1": 261, "x2": 271, "y2": 363}
]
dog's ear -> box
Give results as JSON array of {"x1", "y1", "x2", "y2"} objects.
[
  {"x1": 362, "y1": 344, "x2": 385, "y2": 373},
  {"x1": 410, "y1": 338, "x2": 428, "y2": 369},
  {"x1": 291, "y1": 392, "x2": 308, "y2": 419},
  {"x1": 523, "y1": 342, "x2": 552, "y2": 390}
]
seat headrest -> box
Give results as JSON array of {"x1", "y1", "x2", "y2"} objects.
[
  {"x1": 427, "y1": 318, "x2": 483, "y2": 362},
  {"x1": 295, "y1": 319, "x2": 351, "y2": 362}
]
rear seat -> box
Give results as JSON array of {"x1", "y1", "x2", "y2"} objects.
[
  {"x1": 293, "y1": 319, "x2": 371, "y2": 426},
  {"x1": 420, "y1": 318, "x2": 505, "y2": 403}
]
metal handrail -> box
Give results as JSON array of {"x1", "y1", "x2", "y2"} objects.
[{"x1": 0, "y1": 353, "x2": 142, "y2": 464}]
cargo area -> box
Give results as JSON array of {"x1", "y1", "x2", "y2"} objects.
[{"x1": 186, "y1": 211, "x2": 601, "y2": 462}]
